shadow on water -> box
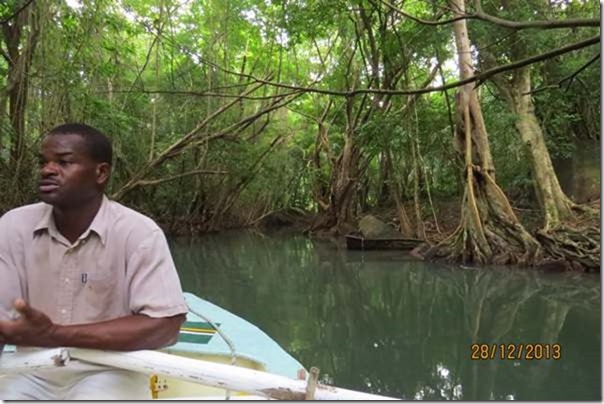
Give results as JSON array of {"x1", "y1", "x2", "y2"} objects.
[{"x1": 169, "y1": 229, "x2": 601, "y2": 400}]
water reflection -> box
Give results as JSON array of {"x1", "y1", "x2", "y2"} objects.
[{"x1": 170, "y1": 230, "x2": 601, "y2": 400}]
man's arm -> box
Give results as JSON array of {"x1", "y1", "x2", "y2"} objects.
[{"x1": 0, "y1": 299, "x2": 186, "y2": 351}]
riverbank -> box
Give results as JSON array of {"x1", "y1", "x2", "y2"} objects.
[{"x1": 155, "y1": 193, "x2": 600, "y2": 273}]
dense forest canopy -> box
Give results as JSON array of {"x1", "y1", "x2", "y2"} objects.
[{"x1": 0, "y1": 0, "x2": 600, "y2": 269}]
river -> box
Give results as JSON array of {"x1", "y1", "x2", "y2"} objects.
[{"x1": 169, "y1": 229, "x2": 601, "y2": 400}]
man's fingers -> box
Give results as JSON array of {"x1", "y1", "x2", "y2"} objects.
[{"x1": 13, "y1": 299, "x2": 32, "y2": 318}]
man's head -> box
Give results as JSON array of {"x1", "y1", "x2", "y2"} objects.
[{"x1": 38, "y1": 123, "x2": 112, "y2": 209}]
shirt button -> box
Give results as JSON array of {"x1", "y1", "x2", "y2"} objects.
[
  {"x1": 61, "y1": 309, "x2": 67, "y2": 314},
  {"x1": 65, "y1": 278, "x2": 69, "y2": 283}
]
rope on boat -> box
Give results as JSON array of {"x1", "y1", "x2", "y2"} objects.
[{"x1": 187, "y1": 304, "x2": 238, "y2": 400}]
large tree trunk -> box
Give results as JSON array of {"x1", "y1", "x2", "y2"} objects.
[
  {"x1": 480, "y1": 42, "x2": 580, "y2": 232},
  {"x1": 507, "y1": 67, "x2": 576, "y2": 231},
  {"x1": 331, "y1": 102, "x2": 361, "y2": 231},
  {"x1": 310, "y1": 95, "x2": 368, "y2": 235},
  {"x1": 424, "y1": 0, "x2": 541, "y2": 265},
  {"x1": 309, "y1": 97, "x2": 361, "y2": 235},
  {"x1": 478, "y1": 36, "x2": 599, "y2": 271},
  {"x1": 311, "y1": 102, "x2": 333, "y2": 213}
]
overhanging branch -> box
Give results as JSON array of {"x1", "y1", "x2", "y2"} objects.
[
  {"x1": 529, "y1": 53, "x2": 601, "y2": 95},
  {"x1": 472, "y1": 0, "x2": 600, "y2": 30},
  {"x1": 233, "y1": 35, "x2": 600, "y2": 97},
  {"x1": 0, "y1": 0, "x2": 34, "y2": 26},
  {"x1": 136, "y1": 169, "x2": 228, "y2": 187},
  {"x1": 377, "y1": 0, "x2": 599, "y2": 30}
]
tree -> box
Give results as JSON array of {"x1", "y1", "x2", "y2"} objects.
[
  {"x1": 0, "y1": 0, "x2": 43, "y2": 206},
  {"x1": 424, "y1": 0, "x2": 541, "y2": 265},
  {"x1": 474, "y1": 0, "x2": 599, "y2": 231}
]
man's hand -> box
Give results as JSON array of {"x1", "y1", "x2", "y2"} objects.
[
  {"x1": 0, "y1": 300, "x2": 184, "y2": 350},
  {"x1": 0, "y1": 299, "x2": 57, "y2": 347}
]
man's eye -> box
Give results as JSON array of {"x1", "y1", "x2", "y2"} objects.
[{"x1": 59, "y1": 160, "x2": 71, "y2": 166}]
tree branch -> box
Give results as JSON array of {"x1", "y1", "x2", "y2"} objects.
[
  {"x1": 103, "y1": 88, "x2": 301, "y2": 101},
  {"x1": 229, "y1": 35, "x2": 600, "y2": 97},
  {"x1": 472, "y1": 0, "x2": 600, "y2": 30},
  {"x1": 0, "y1": 0, "x2": 34, "y2": 26},
  {"x1": 377, "y1": 0, "x2": 470, "y2": 26},
  {"x1": 559, "y1": 53, "x2": 600, "y2": 91},
  {"x1": 377, "y1": 0, "x2": 599, "y2": 30},
  {"x1": 529, "y1": 53, "x2": 600, "y2": 95},
  {"x1": 111, "y1": 81, "x2": 268, "y2": 200},
  {"x1": 135, "y1": 169, "x2": 228, "y2": 187}
]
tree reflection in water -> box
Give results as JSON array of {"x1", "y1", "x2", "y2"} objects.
[{"x1": 170, "y1": 230, "x2": 601, "y2": 400}]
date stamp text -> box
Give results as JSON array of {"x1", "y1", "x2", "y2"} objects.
[{"x1": 470, "y1": 343, "x2": 561, "y2": 360}]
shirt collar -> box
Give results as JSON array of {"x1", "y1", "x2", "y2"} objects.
[{"x1": 33, "y1": 195, "x2": 110, "y2": 246}]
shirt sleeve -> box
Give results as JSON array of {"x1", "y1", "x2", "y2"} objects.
[
  {"x1": 0, "y1": 213, "x2": 25, "y2": 321},
  {"x1": 125, "y1": 229, "x2": 189, "y2": 318}
]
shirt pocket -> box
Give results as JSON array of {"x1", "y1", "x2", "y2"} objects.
[{"x1": 79, "y1": 261, "x2": 121, "y2": 321}]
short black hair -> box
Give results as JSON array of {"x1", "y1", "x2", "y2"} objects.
[{"x1": 46, "y1": 123, "x2": 113, "y2": 165}]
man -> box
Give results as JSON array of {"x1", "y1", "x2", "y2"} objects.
[{"x1": 0, "y1": 123, "x2": 188, "y2": 399}]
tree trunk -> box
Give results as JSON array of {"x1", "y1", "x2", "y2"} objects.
[
  {"x1": 423, "y1": 0, "x2": 541, "y2": 265},
  {"x1": 479, "y1": 44, "x2": 599, "y2": 271},
  {"x1": 2, "y1": 2, "x2": 40, "y2": 163},
  {"x1": 311, "y1": 102, "x2": 332, "y2": 213},
  {"x1": 331, "y1": 113, "x2": 359, "y2": 231},
  {"x1": 376, "y1": 152, "x2": 391, "y2": 208},
  {"x1": 0, "y1": 2, "x2": 42, "y2": 207},
  {"x1": 508, "y1": 67, "x2": 575, "y2": 230},
  {"x1": 411, "y1": 137, "x2": 426, "y2": 239},
  {"x1": 386, "y1": 150, "x2": 414, "y2": 237},
  {"x1": 310, "y1": 89, "x2": 368, "y2": 235},
  {"x1": 480, "y1": 37, "x2": 581, "y2": 232},
  {"x1": 311, "y1": 102, "x2": 363, "y2": 234}
]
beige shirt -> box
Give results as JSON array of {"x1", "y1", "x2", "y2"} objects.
[{"x1": 0, "y1": 196, "x2": 188, "y2": 325}]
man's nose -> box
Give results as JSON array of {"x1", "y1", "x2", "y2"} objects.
[{"x1": 40, "y1": 162, "x2": 58, "y2": 176}]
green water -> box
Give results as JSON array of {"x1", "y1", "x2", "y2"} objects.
[{"x1": 170, "y1": 230, "x2": 601, "y2": 400}]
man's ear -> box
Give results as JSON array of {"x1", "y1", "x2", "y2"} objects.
[{"x1": 96, "y1": 162, "x2": 111, "y2": 186}]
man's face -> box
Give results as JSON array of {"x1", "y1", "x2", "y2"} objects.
[{"x1": 38, "y1": 134, "x2": 106, "y2": 208}]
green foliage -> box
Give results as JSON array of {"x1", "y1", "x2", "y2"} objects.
[
  {"x1": 480, "y1": 86, "x2": 532, "y2": 194},
  {"x1": 0, "y1": 0, "x2": 599, "y2": 228}
]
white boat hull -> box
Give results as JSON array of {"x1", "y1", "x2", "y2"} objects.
[{"x1": 0, "y1": 293, "x2": 399, "y2": 400}]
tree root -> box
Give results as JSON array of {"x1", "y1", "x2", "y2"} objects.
[
  {"x1": 535, "y1": 225, "x2": 600, "y2": 273},
  {"x1": 423, "y1": 168, "x2": 542, "y2": 266}
]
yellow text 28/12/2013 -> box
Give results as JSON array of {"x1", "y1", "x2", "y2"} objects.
[{"x1": 470, "y1": 343, "x2": 561, "y2": 361}]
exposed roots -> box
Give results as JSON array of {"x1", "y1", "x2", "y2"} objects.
[
  {"x1": 306, "y1": 212, "x2": 356, "y2": 237},
  {"x1": 423, "y1": 167, "x2": 542, "y2": 266},
  {"x1": 536, "y1": 225, "x2": 600, "y2": 273},
  {"x1": 423, "y1": 169, "x2": 600, "y2": 272}
]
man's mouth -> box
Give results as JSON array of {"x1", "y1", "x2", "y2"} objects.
[{"x1": 39, "y1": 181, "x2": 59, "y2": 193}]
